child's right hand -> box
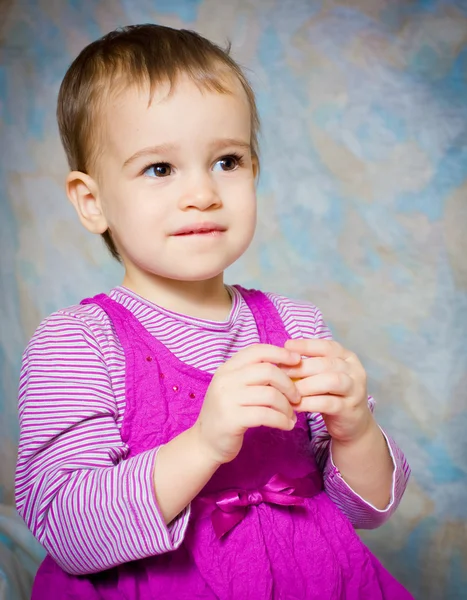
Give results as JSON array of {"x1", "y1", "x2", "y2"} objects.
[{"x1": 194, "y1": 344, "x2": 302, "y2": 465}]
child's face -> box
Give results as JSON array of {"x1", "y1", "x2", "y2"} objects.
[{"x1": 79, "y1": 75, "x2": 257, "y2": 285}]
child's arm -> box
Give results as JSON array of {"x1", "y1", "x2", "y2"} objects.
[
  {"x1": 268, "y1": 294, "x2": 410, "y2": 529},
  {"x1": 308, "y1": 405, "x2": 409, "y2": 528},
  {"x1": 16, "y1": 311, "x2": 192, "y2": 575}
]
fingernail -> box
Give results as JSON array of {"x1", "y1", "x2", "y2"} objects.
[{"x1": 290, "y1": 352, "x2": 301, "y2": 361}]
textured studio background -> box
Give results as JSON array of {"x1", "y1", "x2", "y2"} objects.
[{"x1": 1, "y1": 1, "x2": 466, "y2": 598}]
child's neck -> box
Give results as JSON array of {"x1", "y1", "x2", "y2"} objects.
[{"x1": 121, "y1": 272, "x2": 233, "y2": 321}]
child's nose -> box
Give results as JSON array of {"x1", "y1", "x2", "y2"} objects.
[{"x1": 179, "y1": 174, "x2": 222, "y2": 211}]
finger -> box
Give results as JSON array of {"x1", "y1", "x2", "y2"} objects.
[
  {"x1": 240, "y1": 363, "x2": 301, "y2": 405},
  {"x1": 285, "y1": 356, "x2": 349, "y2": 379},
  {"x1": 225, "y1": 344, "x2": 301, "y2": 371},
  {"x1": 295, "y1": 372, "x2": 353, "y2": 398},
  {"x1": 240, "y1": 386, "x2": 296, "y2": 419},
  {"x1": 285, "y1": 338, "x2": 352, "y2": 360},
  {"x1": 294, "y1": 394, "x2": 344, "y2": 415},
  {"x1": 240, "y1": 406, "x2": 296, "y2": 432}
]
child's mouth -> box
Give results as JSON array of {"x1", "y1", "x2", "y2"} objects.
[
  {"x1": 178, "y1": 229, "x2": 221, "y2": 236},
  {"x1": 173, "y1": 223, "x2": 226, "y2": 237}
]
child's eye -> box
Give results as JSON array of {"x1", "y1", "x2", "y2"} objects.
[
  {"x1": 213, "y1": 155, "x2": 242, "y2": 172},
  {"x1": 143, "y1": 163, "x2": 172, "y2": 178}
]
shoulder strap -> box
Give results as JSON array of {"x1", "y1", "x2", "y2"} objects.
[
  {"x1": 81, "y1": 293, "x2": 156, "y2": 350},
  {"x1": 235, "y1": 286, "x2": 290, "y2": 347}
]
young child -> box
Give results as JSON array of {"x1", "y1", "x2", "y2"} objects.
[{"x1": 16, "y1": 24, "x2": 414, "y2": 599}]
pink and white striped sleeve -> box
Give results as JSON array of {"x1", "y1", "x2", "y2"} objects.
[
  {"x1": 15, "y1": 311, "x2": 190, "y2": 575},
  {"x1": 267, "y1": 293, "x2": 410, "y2": 529}
]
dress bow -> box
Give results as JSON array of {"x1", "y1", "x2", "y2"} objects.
[{"x1": 200, "y1": 472, "x2": 322, "y2": 539}]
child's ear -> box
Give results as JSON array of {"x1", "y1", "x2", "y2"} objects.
[{"x1": 66, "y1": 171, "x2": 108, "y2": 234}]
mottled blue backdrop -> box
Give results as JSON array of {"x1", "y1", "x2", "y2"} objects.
[{"x1": 1, "y1": 1, "x2": 466, "y2": 599}]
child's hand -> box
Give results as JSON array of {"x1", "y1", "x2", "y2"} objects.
[
  {"x1": 284, "y1": 339, "x2": 372, "y2": 444},
  {"x1": 195, "y1": 344, "x2": 302, "y2": 464}
]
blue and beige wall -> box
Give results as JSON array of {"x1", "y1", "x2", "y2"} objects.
[{"x1": 1, "y1": 1, "x2": 466, "y2": 598}]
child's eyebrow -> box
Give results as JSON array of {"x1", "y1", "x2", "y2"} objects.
[
  {"x1": 123, "y1": 138, "x2": 251, "y2": 169},
  {"x1": 123, "y1": 143, "x2": 177, "y2": 169},
  {"x1": 210, "y1": 138, "x2": 251, "y2": 152}
]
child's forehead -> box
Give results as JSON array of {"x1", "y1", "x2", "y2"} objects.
[
  {"x1": 97, "y1": 74, "x2": 252, "y2": 166},
  {"x1": 105, "y1": 74, "x2": 251, "y2": 136}
]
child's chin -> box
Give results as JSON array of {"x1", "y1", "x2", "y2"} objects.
[{"x1": 162, "y1": 265, "x2": 226, "y2": 283}]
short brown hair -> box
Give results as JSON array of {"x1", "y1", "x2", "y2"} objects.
[{"x1": 57, "y1": 24, "x2": 260, "y2": 260}]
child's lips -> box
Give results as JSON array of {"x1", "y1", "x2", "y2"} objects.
[{"x1": 172, "y1": 222, "x2": 227, "y2": 236}]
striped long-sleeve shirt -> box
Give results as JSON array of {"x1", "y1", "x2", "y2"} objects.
[{"x1": 16, "y1": 285, "x2": 410, "y2": 575}]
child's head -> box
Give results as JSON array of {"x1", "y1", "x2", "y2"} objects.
[{"x1": 58, "y1": 24, "x2": 260, "y2": 287}]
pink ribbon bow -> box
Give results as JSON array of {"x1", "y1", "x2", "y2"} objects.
[{"x1": 199, "y1": 472, "x2": 323, "y2": 539}]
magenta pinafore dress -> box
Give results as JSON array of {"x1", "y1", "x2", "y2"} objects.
[{"x1": 32, "y1": 286, "x2": 413, "y2": 599}]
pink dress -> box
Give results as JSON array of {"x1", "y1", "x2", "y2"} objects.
[{"x1": 32, "y1": 287, "x2": 413, "y2": 599}]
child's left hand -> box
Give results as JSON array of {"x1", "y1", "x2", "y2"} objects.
[{"x1": 284, "y1": 338, "x2": 373, "y2": 444}]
